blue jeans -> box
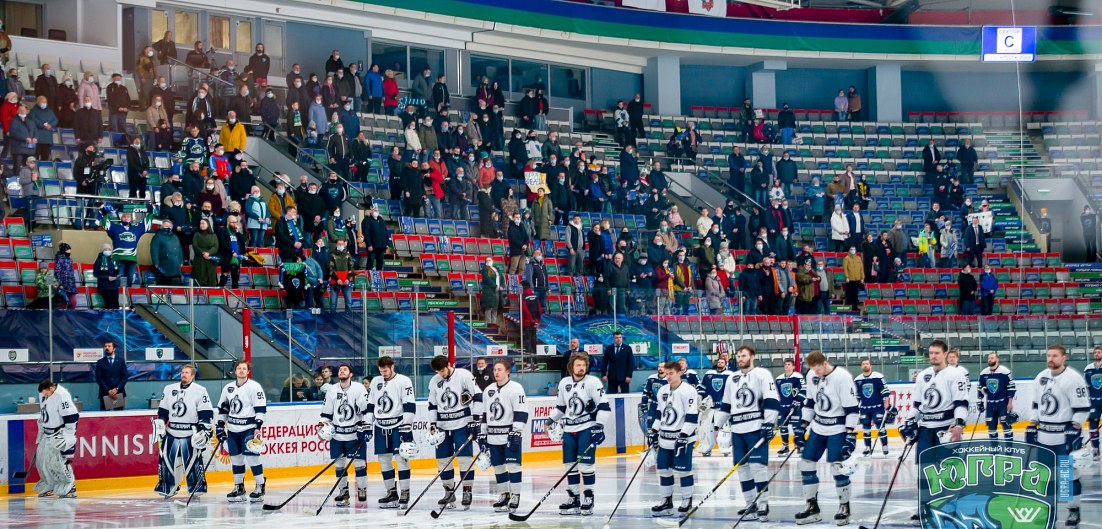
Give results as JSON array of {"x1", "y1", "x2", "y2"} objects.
[
  {"x1": 743, "y1": 295, "x2": 758, "y2": 315},
  {"x1": 781, "y1": 127, "x2": 795, "y2": 145},
  {"x1": 330, "y1": 283, "x2": 352, "y2": 311},
  {"x1": 110, "y1": 112, "x2": 127, "y2": 133},
  {"x1": 117, "y1": 260, "x2": 138, "y2": 287},
  {"x1": 248, "y1": 228, "x2": 264, "y2": 247}
]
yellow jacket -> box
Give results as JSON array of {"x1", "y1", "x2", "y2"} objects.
[
  {"x1": 917, "y1": 231, "x2": 937, "y2": 253},
  {"x1": 220, "y1": 121, "x2": 248, "y2": 153},
  {"x1": 843, "y1": 254, "x2": 865, "y2": 282}
]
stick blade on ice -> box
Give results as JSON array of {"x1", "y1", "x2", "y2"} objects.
[{"x1": 655, "y1": 517, "x2": 684, "y2": 527}]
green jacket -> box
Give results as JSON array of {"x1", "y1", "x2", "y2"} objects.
[{"x1": 150, "y1": 231, "x2": 184, "y2": 276}]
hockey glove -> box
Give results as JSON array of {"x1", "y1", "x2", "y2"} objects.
[
  {"x1": 357, "y1": 422, "x2": 371, "y2": 444},
  {"x1": 590, "y1": 424, "x2": 606, "y2": 446},
  {"x1": 152, "y1": 418, "x2": 167, "y2": 441},
  {"x1": 468, "y1": 417, "x2": 482, "y2": 442},
  {"x1": 899, "y1": 418, "x2": 918, "y2": 442},
  {"x1": 646, "y1": 428, "x2": 658, "y2": 447},
  {"x1": 885, "y1": 406, "x2": 899, "y2": 425},
  {"x1": 1067, "y1": 429, "x2": 1084, "y2": 452},
  {"x1": 977, "y1": 401, "x2": 985, "y2": 414},
  {"x1": 399, "y1": 424, "x2": 414, "y2": 444},
  {"x1": 477, "y1": 433, "x2": 488, "y2": 452},
  {"x1": 1025, "y1": 425, "x2": 1038, "y2": 445},
  {"x1": 760, "y1": 422, "x2": 777, "y2": 444},
  {"x1": 215, "y1": 421, "x2": 228, "y2": 444},
  {"x1": 507, "y1": 430, "x2": 522, "y2": 452},
  {"x1": 1005, "y1": 411, "x2": 1019, "y2": 425},
  {"x1": 792, "y1": 421, "x2": 809, "y2": 449},
  {"x1": 841, "y1": 431, "x2": 857, "y2": 459},
  {"x1": 674, "y1": 433, "x2": 692, "y2": 455}
]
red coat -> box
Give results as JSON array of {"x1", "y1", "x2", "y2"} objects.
[
  {"x1": 429, "y1": 167, "x2": 445, "y2": 199},
  {"x1": 0, "y1": 100, "x2": 20, "y2": 133},
  {"x1": 383, "y1": 78, "x2": 400, "y2": 107}
]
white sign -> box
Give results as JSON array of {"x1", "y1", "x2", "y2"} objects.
[
  {"x1": 584, "y1": 344, "x2": 602, "y2": 356},
  {"x1": 145, "y1": 347, "x2": 174, "y2": 361},
  {"x1": 630, "y1": 343, "x2": 648, "y2": 355},
  {"x1": 687, "y1": 0, "x2": 726, "y2": 17},
  {"x1": 486, "y1": 345, "x2": 507, "y2": 356},
  {"x1": 967, "y1": 211, "x2": 994, "y2": 234},
  {"x1": 536, "y1": 344, "x2": 556, "y2": 356},
  {"x1": 433, "y1": 345, "x2": 449, "y2": 357},
  {"x1": 379, "y1": 345, "x2": 402, "y2": 358},
  {"x1": 981, "y1": 26, "x2": 1036, "y2": 63},
  {"x1": 671, "y1": 343, "x2": 690, "y2": 356},
  {"x1": 73, "y1": 348, "x2": 103, "y2": 362},
  {"x1": 0, "y1": 348, "x2": 28, "y2": 363}
]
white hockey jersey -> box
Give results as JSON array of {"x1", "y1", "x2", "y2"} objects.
[
  {"x1": 321, "y1": 381, "x2": 370, "y2": 442},
  {"x1": 910, "y1": 365, "x2": 969, "y2": 429},
  {"x1": 549, "y1": 375, "x2": 611, "y2": 433},
  {"x1": 158, "y1": 382, "x2": 214, "y2": 438},
  {"x1": 39, "y1": 385, "x2": 78, "y2": 435},
  {"x1": 802, "y1": 367, "x2": 859, "y2": 436},
  {"x1": 480, "y1": 380, "x2": 528, "y2": 445},
  {"x1": 427, "y1": 367, "x2": 481, "y2": 431},
  {"x1": 714, "y1": 367, "x2": 780, "y2": 434},
  {"x1": 216, "y1": 379, "x2": 268, "y2": 432},
  {"x1": 652, "y1": 380, "x2": 699, "y2": 449},
  {"x1": 1032, "y1": 367, "x2": 1091, "y2": 446},
  {"x1": 366, "y1": 373, "x2": 416, "y2": 429}
]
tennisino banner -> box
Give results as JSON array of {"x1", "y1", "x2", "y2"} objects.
[{"x1": 918, "y1": 440, "x2": 1057, "y2": 529}]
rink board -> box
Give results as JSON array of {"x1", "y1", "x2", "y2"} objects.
[
  {"x1": 0, "y1": 393, "x2": 645, "y2": 493},
  {"x1": 0, "y1": 379, "x2": 1042, "y2": 494}
]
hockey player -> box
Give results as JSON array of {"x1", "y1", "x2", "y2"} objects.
[
  {"x1": 713, "y1": 345, "x2": 780, "y2": 522},
  {"x1": 640, "y1": 363, "x2": 668, "y2": 447},
  {"x1": 977, "y1": 351, "x2": 1016, "y2": 440},
  {"x1": 366, "y1": 356, "x2": 416, "y2": 509},
  {"x1": 898, "y1": 339, "x2": 969, "y2": 524},
  {"x1": 677, "y1": 357, "x2": 700, "y2": 387},
  {"x1": 154, "y1": 364, "x2": 214, "y2": 498},
  {"x1": 34, "y1": 380, "x2": 79, "y2": 498},
  {"x1": 697, "y1": 357, "x2": 732, "y2": 457},
  {"x1": 793, "y1": 351, "x2": 859, "y2": 525},
  {"x1": 1085, "y1": 345, "x2": 1102, "y2": 460},
  {"x1": 216, "y1": 360, "x2": 268, "y2": 502},
  {"x1": 649, "y1": 360, "x2": 699, "y2": 517},
  {"x1": 1027, "y1": 344, "x2": 1090, "y2": 527},
  {"x1": 854, "y1": 358, "x2": 890, "y2": 456},
  {"x1": 947, "y1": 349, "x2": 969, "y2": 379},
  {"x1": 427, "y1": 355, "x2": 481, "y2": 510},
  {"x1": 477, "y1": 359, "x2": 528, "y2": 513},
  {"x1": 776, "y1": 358, "x2": 805, "y2": 456},
  {"x1": 318, "y1": 363, "x2": 370, "y2": 507},
  {"x1": 548, "y1": 352, "x2": 611, "y2": 516}
]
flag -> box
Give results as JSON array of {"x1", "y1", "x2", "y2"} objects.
[
  {"x1": 687, "y1": 0, "x2": 727, "y2": 17},
  {"x1": 623, "y1": 0, "x2": 667, "y2": 11}
]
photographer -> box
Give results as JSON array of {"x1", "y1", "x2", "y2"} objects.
[{"x1": 74, "y1": 142, "x2": 108, "y2": 229}]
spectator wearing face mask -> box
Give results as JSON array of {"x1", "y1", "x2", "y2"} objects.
[
  {"x1": 327, "y1": 123, "x2": 352, "y2": 180},
  {"x1": 34, "y1": 64, "x2": 59, "y2": 109},
  {"x1": 9, "y1": 104, "x2": 37, "y2": 169},
  {"x1": 220, "y1": 111, "x2": 247, "y2": 153},
  {"x1": 150, "y1": 221, "x2": 185, "y2": 285},
  {"x1": 105, "y1": 73, "x2": 131, "y2": 133},
  {"x1": 244, "y1": 186, "x2": 270, "y2": 247},
  {"x1": 188, "y1": 85, "x2": 215, "y2": 132},
  {"x1": 361, "y1": 206, "x2": 390, "y2": 271},
  {"x1": 125, "y1": 136, "x2": 150, "y2": 200},
  {"x1": 92, "y1": 243, "x2": 122, "y2": 309},
  {"x1": 979, "y1": 266, "x2": 998, "y2": 315},
  {"x1": 842, "y1": 246, "x2": 864, "y2": 311}
]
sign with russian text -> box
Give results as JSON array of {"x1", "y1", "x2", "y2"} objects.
[
  {"x1": 379, "y1": 345, "x2": 402, "y2": 358},
  {"x1": 73, "y1": 348, "x2": 103, "y2": 362},
  {"x1": 982, "y1": 26, "x2": 1036, "y2": 63}
]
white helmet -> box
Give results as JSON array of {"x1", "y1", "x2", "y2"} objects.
[
  {"x1": 1071, "y1": 448, "x2": 1094, "y2": 470},
  {"x1": 398, "y1": 441, "x2": 418, "y2": 460},
  {"x1": 475, "y1": 450, "x2": 492, "y2": 471},
  {"x1": 246, "y1": 436, "x2": 264, "y2": 453},
  {"x1": 426, "y1": 427, "x2": 447, "y2": 447},
  {"x1": 191, "y1": 427, "x2": 211, "y2": 450},
  {"x1": 699, "y1": 396, "x2": 714, "y2": 412},
  {"x1": 833, "y1": 453, "x2": 865, "y2": 477},
  {"x1": 717, "y1": 430, "x2": 732, "y2": 451},
  {"x1": 642, "y1": 448, "x2": 657, "y2": 470},
  {"x1": 546, "y1": 421, "x2": 563, "y2": 443},
  {"x1": 317, "y1": 422, "x2": 334, "y2": 441}
]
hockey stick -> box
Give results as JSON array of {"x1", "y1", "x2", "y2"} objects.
[
  {"x1": 430, "y1": 443, "x2": 486, "y2": 519},
  {"x1": 507, "y1": 441, "x2": 600, "y2": 522},
  {"x1": 601, "y1": 445, "x2": 654, "y2": 529},
  {"x1": 165, "y1": 438, "x2": 208, "y2": 499},
  {"x1": 262, "y1": 436, "x2": 368, "y2": 511},
  {"x1": 399, "y1": 433, "x2": 476, "y2": 516},
  {"x1": 655, "y1": 436, "x2": 766, "y2": 528},
  {"x1": 858, "y1": 438, "x2": 916, "y2": 529},
  {"x1": 313, "y1": 454, "x2": 358, "y2": 516},
  {"x1": 174, "y1": 446, "x2": 219, "y2": 508},
  {"x1": 12, "y1": 450, "x2": 36, "y2": 480},
  {"x1": 729, "y1": 436, "x2": 801, "y2": 528}
]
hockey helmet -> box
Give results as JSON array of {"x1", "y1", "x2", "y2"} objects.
[
  {"x1": 246, "y1": 436, "x2": 264, "y2": 453},
  {"x1": 833, "y1": 453, "x2": 865, "y2": 477},
  {"x1": 642, "y1": 448, "x2": 657, "y2": 470},
  {"x1": 546, "y1": 421, "x2": 563, "y2": 443},
  {"x1": 475, "y1": 449, "x2": 492, "y2": 471},
  {"x1": 398, "y1": 441, "x2": 418, "y2": 460},
  {"x1": 1071, "y1": 448, "x2": 1094, "y2": 471},
  {"x1": 317, "y1": 422, "x2": 335, "y2": 441},
  {"x1": 426, "y1": 427, "x2": 447, "y2": 448}
]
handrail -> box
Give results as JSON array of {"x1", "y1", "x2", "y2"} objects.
[
  {"x1": 257, "y1": 122, "x2": 368, "y2": 207},
  {"x1": 164, "y1": 56, "x2": 235, "y2": 91},
  {"x1": 646, "y1": 152, "x2": 762, "y2": 210},
  {"x1": 144, "y1": 283, "x2": 240, "y2": 361}
]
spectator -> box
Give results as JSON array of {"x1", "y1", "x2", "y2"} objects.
[
  {"x1": 0, "y1": 92, "x2": 17, "y2": 158},
  {"x1": 480, "y1": 257, "x2": 501, "y2": 325},
  {"x1": 963, "y1": 215, "x2": 986, "y2": 267},
  {"x1": 152, "y1": 31, "x2": 177, "y2": 64},
  {"x1": 149, "y1": 77, "x2": 175, "y2": 120},
  {"x1": 92, "y1": 243, "x2": 121, "y2": 309},
  {"x1": 626, "y1": 93, "x2": 645, "y2": 140},
  {"x1": 244, "y1": 43, "x2": 270, "y2": 86},
  {"x1": 327, "y1": 124, "x2": 352, "y2": 180},
  {"x1": 7, "y1": 68, "x2": 25, "y2": 102},
  {"x1": 363, "y1": 206, "x2": 390, "y2": 271},
  {"x1": 941, "y1": 225, "x2": 958, "y2": 266},
  {"x1": 613, "y1": 101, "x2": 631, "y2": 148},
  {"x1": 311, "y1": 237, "x2": 329, "y2": 281},
  {"x1": 324, "y1": 49, "x2": 343, "y2": 76},
  {"x1": 671, "y1": 249, "x2": 693, "y2": 314},
  {"x1": 842, "y1": 246, "x2": 864, "y2": 311},
  {"x1": 187, "y1": 85, "x2": 215, "y2": 132},
  {"x1": 274, "y1": 207, "x2": 304, "y2": 260},
  {"x1": 752, "y1": 117, "x2": 769, "y2": 143},
  {"x1": 726, "y1": 145, "x2": 747, "y2": 193},
  {"x1": 124, "y1": 135, "x2": 150, "y2": 200},
  {"x1": 228, "y1": 158, "x2": 256, "y2": 205},
  {"x1": 813, "y1": 260, "x2": 833, "y2": 315},
  {"x1": 103, "y1": 211, "x2": 147, "y2": 287},
  {"x1": 847, "y1": 86, "x2": 862, "y2": 121},
  {"x1": 777, "y1": 103, "x2": 797, "y2": 145},
  {"x1": 9, "y1": 104, "x2": 36, "y2": 169},
  {"x1": 308, "y1": 93, "x2": 328, "y2": 136},
  {"x1": 499, "y1": 185, "x2": 519, "y2": 234},
  {"x1": 601, "y1": 331, "x2": 634, "y2": 393},
  {"x1": 146, "y1": 95, "x2": 170, "y2": 148},
  {"x1": 846, "y1": 203, "x2": 864, "y2": 250},
  {"x1": 217, "y1": 215, "x2": 245, "y2": 288},
  {"x1": 533, "y1": 88, "x2": 549, "y2": 131},
  {"x1": 794, "y1": 260, "x2": 817, "y2": 315},
  {"x1": 94, "y1": 340, "x2": 128, "y2": 410},
  {"x1": 135, "y1": 46, "x2": 157, "y2": 103},
  {"x1": 917, "y1": 223, "x2": 938, "y2": 267},
  {"x1": 1082, "y1": 205, "x2": 1098, "y2": 260},
  {"x1": 191, "y1": 218, "x2": 219, "y2": 286},
  {"x1": 299, "y1": 248, "x2": 323, "y2": 311},
  {"x1": 243, "y1": 186, "x2": 269, "y2": 247},
  {"x1": 431, "y1": 73, "x2": 450, "y2": 113},
  {"x1": 705, "y1": 268, "x2": 726, "y2": 315},
  {"x1": 29, "y1": 96, "x2": 57, "y2": 161},
  {"x1": 519, "y1": 279, "x2": 541, "y2": 353},
  {"x1": 105, "y1": 73, "x2": 131, "y2": 133},
  {"x1": 382, "y1": 69, "x2": 400, "y2": 115},
  {"x1": 506, "y1": 211, "x2": 529, "y2": 274},
  {"x1": 587, "y1": 222, "x2": 605, "y2": 276},
  {"x1": 979, "y1": 266, "x2": 998, "y2": 315},
  {"x1": 957, "y1": 265, "x2": 978, "y2": 315},
  {"x1": 360, "y1": 63, "x2": 383, "y2": 114},
  {"x1": 34, "y1": 65, "x2": 59, "y2": 109},
  {"x1": 400, "y1": 159, "x2": 424, "y2": 217},
  {"x1": 737, "y1": 262, "x2": 761, "y2": 315},
  {"x1": 957, "y1": 138, "x2": 978, "y2": 182},
  {"x1": 27, "y1": 262, "x2": 60, "y2": 309},
  {"x1": 833, "y1": 89, "x2": 848, "y2": 121},
  {"x1": 737, "y1": 98, "x2": 754, "y2": 143},
  {"x1": 531, "y1": 186, "x2": 553, "y2": 243},
  {"x1": 150, "y1": 220, "x2": 184, "y2": 285},
  {"x1": 185, "y1": 41, "x2": 211, "y2": 69},
  {"x1": 268, "y1": 181, "x2": 296, "y2": 221},
  {"x1": 922, "y1": 139, "x2": 942, "y2": 185},
  {"x1": 328, "y1": 238, "x2": 353, "y2": 312},
  {"x1": 607, "y1": 252, "x2": 631, "y2": 313},
  {"x1": 281, "y1": 374, "x2": 311, "y2": 402},
  {"x1": 565, "y1": 214, "x2": 585, "y2": 277}
]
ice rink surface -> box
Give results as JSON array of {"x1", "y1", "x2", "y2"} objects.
[{"x1": 3, "y1": 445, "x2": 1099, "y2": 529}]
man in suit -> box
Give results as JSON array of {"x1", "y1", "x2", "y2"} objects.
[
  {"x1": 560, "y1": 337, "x2": 582, "y2": 379},
  {"x1": 922, "y1": 139, "x2": 942, "y2": 185},
  {"x1": 601, "y1": 331, "x2": 634, "y2": 394},
  {"x1": 94, "y1": 340, "x2": 128, "y2": 410},
  {"x1": 566, "y1": 214, "x2": 586, "y2": 277},
  {"x1": 846, "y1": 203, "x2": 865, "y2": 251},
  {"x1": 963, "y1": 215, "x2": 986, "y2": 267}
]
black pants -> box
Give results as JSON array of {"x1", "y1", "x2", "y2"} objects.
[
  {"x1": 367, "y1": 248, "x2": 386, "y2": 270},
  {"x1": 35, "y1": 143, "x2": 52, "y2": 161},
  {"x1": 219, "y1": 263, "x2": 240, "y2": 288},
  {"x1": 128, "y1": 176, "x2": 147, "y2": 199},
  {"x1": 99, "y1": 287, "x2": 120, "y2": 309},
  {"x1": 607, "y1": 379, "x2": 630, "y2": 394},
  {"x1": 366, "y1": 98, "x2": 382, "y2": 114},
  {"x1": 630, "y1": 120, "x2": 645, "y2": 139},
  {"x1": 845, "y1": 280, "x2": 862, "y2": 310}
]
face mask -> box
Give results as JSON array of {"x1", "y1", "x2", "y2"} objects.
[
  {"x1": 337, "y1": 245, "x2": 346, "y2": 251},
  {"x1": 83, "y1": 102, "x2": 93, "y2": 109},
  {"x1": 849, "y1": 249, "x2": 857, "y2": 255},
  {"x1": 103, "y1": 250, "x2": 111, "y2": 256},
  {"x1": 497, "y1": 176, "x2": 503, "y2": 181},
  {"x1": 294, "y1": 81, "x2": 302, "y2": 88},
  {"x1": 315, "y1": 100, "x2": 322, "y2": 105},
  {"x1": 372, "y1": 211, "x2": 379, "y2": 218},
  {"x1": 344, "y1": 104, "x2": 351, "y2": 111},
  {"x1": 514, "y1": 219, "x2": 521, "y2": 225},
  {"x1": 64, "y1": 81, "x2": 73, "y2": 87},
  {"x1": 37, "y1": 102, "x2": 47, "y2": 109},
  {"x1": 17, "y1": 113, "x2": 25, "y2": 119},
  {"x1": 153, "y1": 100, "x2": 162, "y2": 107},
  {"x1": 334, "y1": 55, "x2": 340, "y2": 60},
  {"x1": 86, "y1": 77, "x2": 94, "y2": 83},
  {"x1": 228, "y1": 118, "x2": 236, "y2": 124},
  {"x1": 434, "y1": 154, "x2": 440, "y2": 160},
  {"x1": 336, "y1": 128, "x2": 344, "y2": 135},
  {"x1": 755, "y1": 245, "x2": 763, "y2": 251},
  {"x1": 198, "y1": 92, "x2": 206, "y2": 99},
  {"x1": 173, "y1": 201, "x2": 182, "y2": 206},
  {"x1": 483, "y1": 118, "x2": 489, "y2": 122},
  {"x1": 678, "y1": 256, "x2": 685, "y2": 262},
  {"x1": 114, "y1": 80, "x2": 123, "y2": 86},
  {"x1": 277, "y1": 189, "x2": 285, "y2": 195},
  {"x1": 162, "y1": 227, "x2": 173, "y2": 233},
  {"x1": 158, "y1": 82, "x2": 167, "y2": 89},
  {"x1": 468, "y1": 156, "x2": 475, "y2": 162},
  {"x1": 206, "y1": 185, "x2": 215, "y2": 191},
  {"x1": 45, "y1": 69, "x2": 53, "y2": 76}
]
